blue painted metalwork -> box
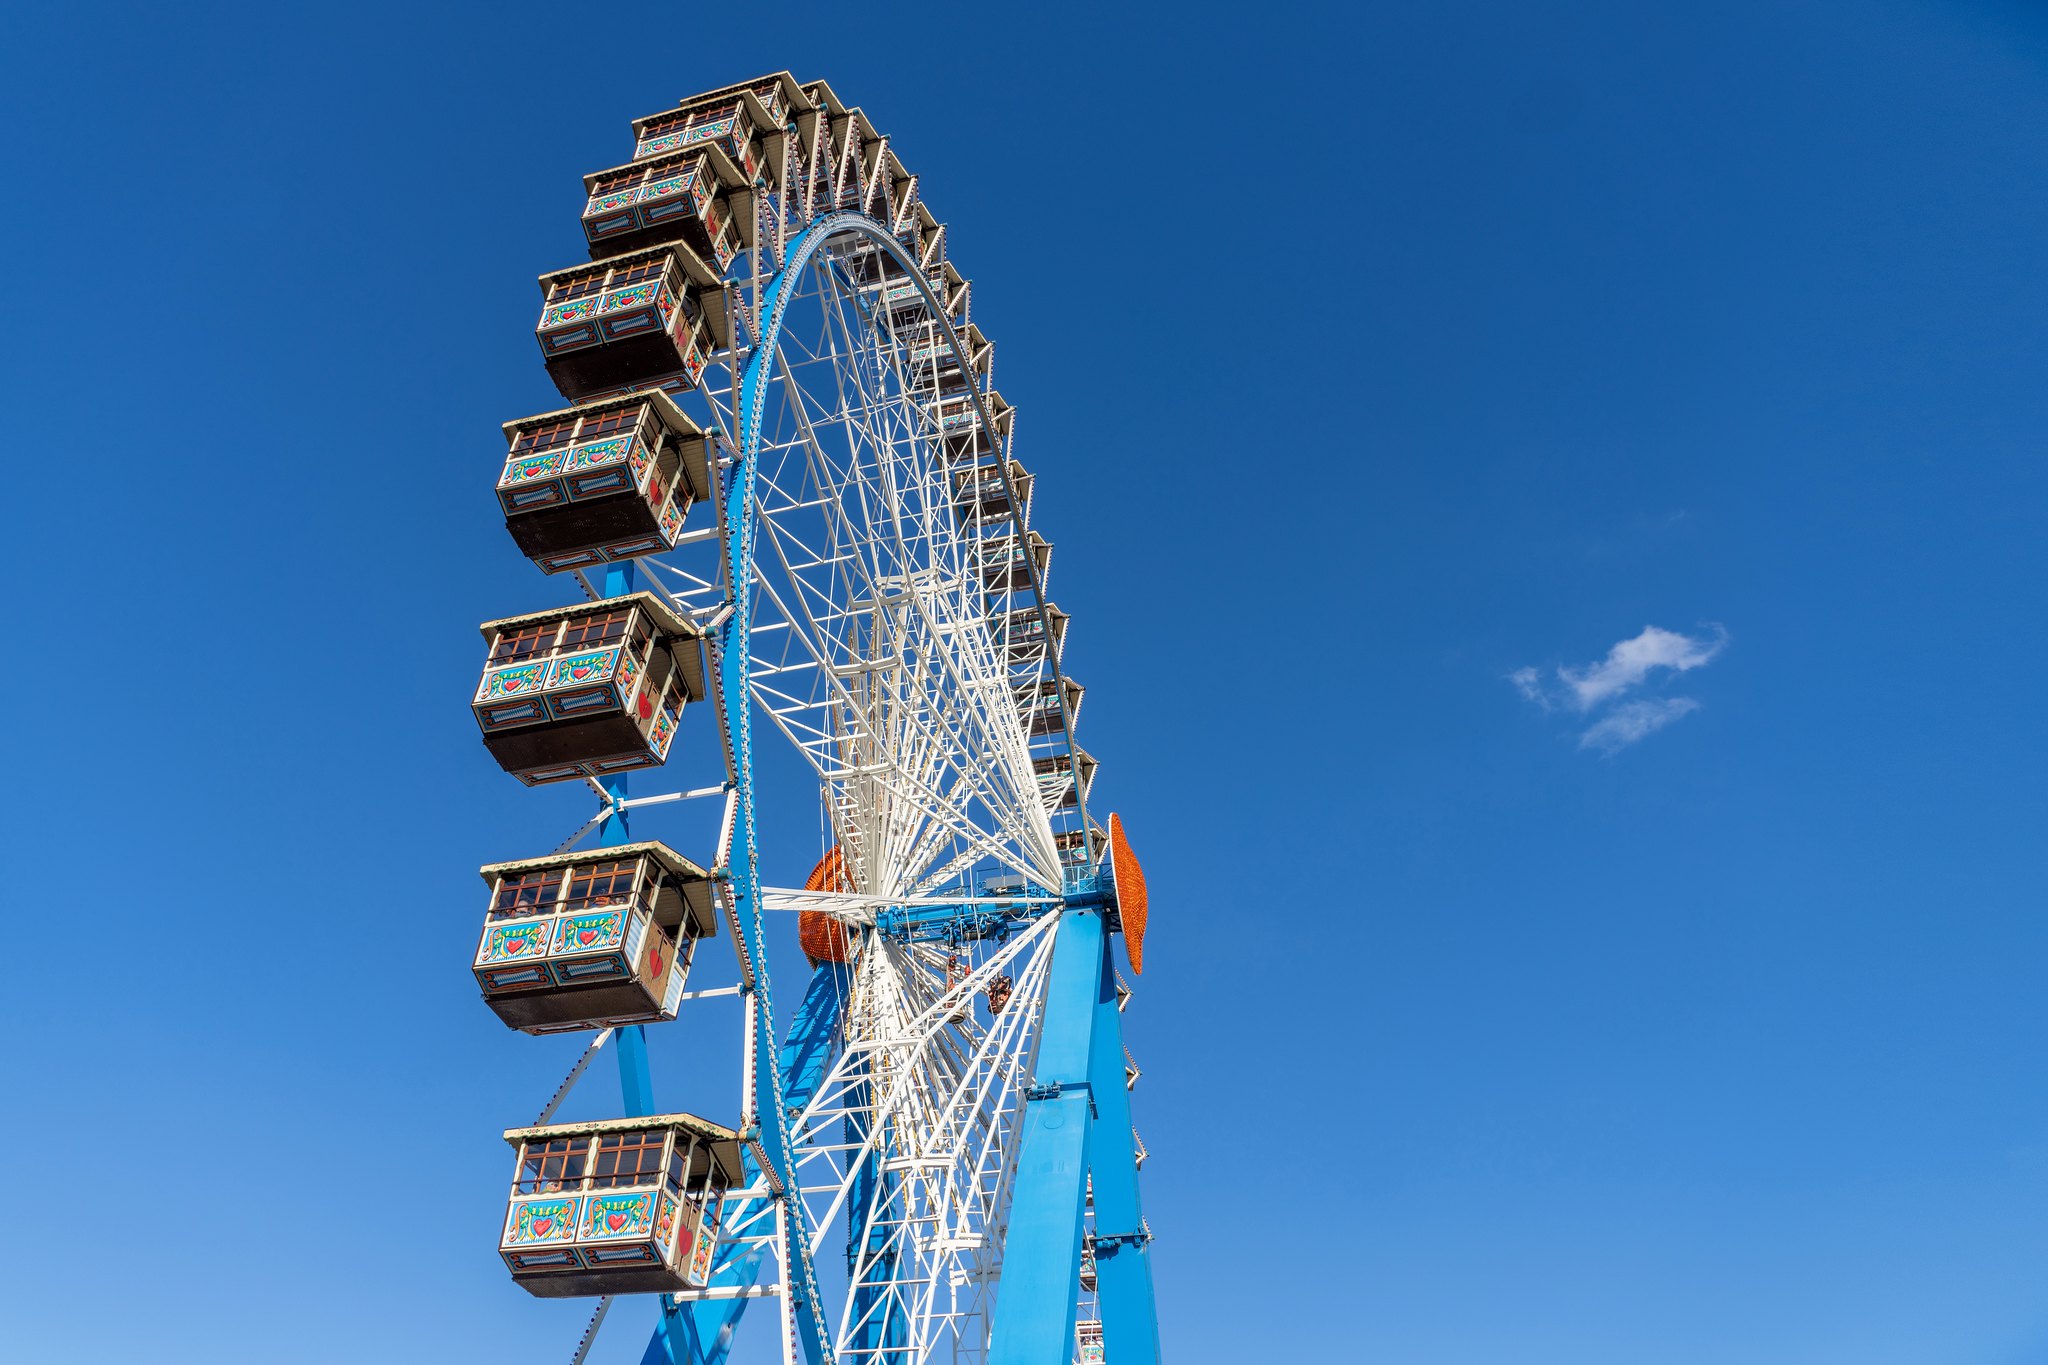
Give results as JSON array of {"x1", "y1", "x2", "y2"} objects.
[
  {"x1": 844, "y1": 1061, "x2": 904, "y2": 1363},
  {"x1": 651, "y1": 962, "x2": 850, "y2": 1365},
  {"x1": 596, "y1": 558, "x2": 636, "y2": 854},
  {"x1": 594, "y1": 563, "x2": 656, "y2": 1122},
  {"x1": 1086, "y1": 943, "x2": 1158, "y2": 1365},
  {"x1": 988, "y1": 910, "x2": 1103, "y2": 1365},
  {"x1": 870, "y1": 898, "x2": 1060, "y2": 943},
  {"x1": 616, "y1": 1024, "x2": 655, "y2": 1118}
]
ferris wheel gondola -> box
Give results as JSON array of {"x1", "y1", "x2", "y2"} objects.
[{"x1": 459, "y1": 72, "x2": 1160, "y2": 1365}]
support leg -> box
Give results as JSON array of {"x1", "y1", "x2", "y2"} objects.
[
  {"x1": 616, "y1": 1024, "x2": 654, "y2": 1118},
  {"x1": 655, "y1": 962, "x2": 849, "y2": 1365},
  {"x1": 1086, "y1": 947, "x2": 1159, "y2": 1365},
  {"x1": 989, "y1": 910, "x2": 1103, "y2": 1365}
]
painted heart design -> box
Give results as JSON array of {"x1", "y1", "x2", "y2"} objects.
[
  {"x1": 505, "y1": 938, "x2": 526, "y2": 954},
  {"x1": 578, "y1": 930, "x2": 599, "y2": 946},
  {"x1": 533, "y1": 1217, "x2": 553, "y2": 1236},
  {"x1": 649, "y1": 948, "x2": 665, "y2": 975},
  {"x1": 607, "y1": 1213, "x2": 628, "y2": 1232}
]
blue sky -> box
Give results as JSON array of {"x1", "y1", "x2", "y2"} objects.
[{"x1": 3, "y1": 1, "x2": 2047, "y2": 1361}]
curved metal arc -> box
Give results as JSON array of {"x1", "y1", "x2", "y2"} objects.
[
  {"x1": 715, "y1": 213, "x2": 866, "y2": 1365},
  {"x1": 716, "y1": 210, "x2": 969, "y2": 1365},
  {"x1": 796, "y1": 222, "x2": 1071, "y2": 851},
  {"x1": 714, "y1": 210, "x2": 1081, "y2": 1365}
]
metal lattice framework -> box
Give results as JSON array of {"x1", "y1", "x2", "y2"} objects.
[{"x1": 479, "y1": 76, "x2": 1156, "y2": 1365}]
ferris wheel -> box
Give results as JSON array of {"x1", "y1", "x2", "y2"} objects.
[{"x1": 463, "y1": 74, "x2": 1159, "y2": 1365}]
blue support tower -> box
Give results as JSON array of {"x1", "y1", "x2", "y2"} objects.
[
  {"x1": 988, "y1": 909, "x2": 1104, "y2": 1365},
  {"x1": 1086, "y1": 943, "x2": 1159, "y2": 1365}
]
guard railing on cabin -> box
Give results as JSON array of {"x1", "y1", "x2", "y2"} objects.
[
  {"x1": 473, "y1": 841, "x2": 716, "y2": 1033},
  {"x1": 496, "y1": 392, "x2": 714, "y2": 575},
  {"x1": 535, "y1": 246, "x2": 717, "y2": 401},
  {"x1": 471, "y1": 594, "x2": 705, "y2": 786},
  {"x1": 500, "y1": 1115, "x2": 740, "y2": 1297}
]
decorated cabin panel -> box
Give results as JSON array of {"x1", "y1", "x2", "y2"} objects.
[
  {"x1": 953, "y1": 459, "x2": 1029, "y2": 528},
  {"x1": 499, "y1": 1120, "x2": 737, "y2": 1297},
  {"x1": 583, "y1": 152, "x2": 743, "y2": 269},
  {"x1": 883, "y1": 275, "x2": 929, "y2": 320},
  {"x1": 634, "y1": 98, "x2": 764, "y2": 184},
  {"x1": 473, "y1": 843, "x2": 710, "y2": 1032},
  {"x1": 577, "y1": 1190, "x2": 661, "y2": 1262},
  {"x1": 503, "y1": 1195, "x2": 582, "y2": 1270},
  {"x1": 1053, "y1": 828, "x2": 1091, "y2": 866},
  {"x1": 472, "y1": 596, "x2": 701, "y2": 786},
  {"x1": 499, "y1": 396, "x2": 710, "y2": 575},
  {"x1": 745, "y1": 80, "x2": 786, "y2": 126},
  {"x1": 1015, "y1": 676, "x2": 1082, "y2": 738},
  {"x1": 688, "y1": 1201, "x2": 720, "y2": 1285},
  {"x1": 944, "y1": 398, "x2": 1011, "y2": 459},
  {"x1": 994, "y1": 602, "x2": 1066, "y2": 666},
  {"x1": 932, "y1": 394, "x2": 980, "y2": 438},
  {"x1": 536, "y1": 251, "x2": 712, "y2": 401}
]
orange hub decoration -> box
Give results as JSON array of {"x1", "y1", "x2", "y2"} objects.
[
  {"x1": 799, "y1": 845, "x2": 853, "y2": 964},
  {"x1": 1108, "y1": 813, "x2": 1148, "y2": 974}
]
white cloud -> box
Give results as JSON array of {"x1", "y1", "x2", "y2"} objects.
[
  {"x1": 1556, "y1": 624, "x2": 1727, "y2": 711},
  {"x1": 1577, "y1": 697, "x2": 1702, "y2": 754},
  {"x1": 1510, "y1": 624, "x2": 1726, "y2": 752}
]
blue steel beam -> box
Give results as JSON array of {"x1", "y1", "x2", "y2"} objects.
[
  {"x1": 598, "y1": 563, "x2": 659, "y2": 1125},
  {"x1": 1085, "y1": 943, "x2": 1158, "y2": 1365},
  {"x1": 640, "y1": 962, "x2": 848, "y2": 1365},
  {"x1": 988, "y1": 910, "x2": 1103, "y2": 1365},
  {"x1": 845, "y1": 1061, "x2": 906, "y2": 1363},
  {"x1": 870, "y1": 898, "x2": 1062, "y2": 944},
  {"x1": 710, "y1": 216, "x2": 833, "y2": 1365}
]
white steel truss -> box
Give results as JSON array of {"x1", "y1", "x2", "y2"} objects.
[{"x1": 792, "y1": 913, "x2": 1060, "y2": 1365}]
